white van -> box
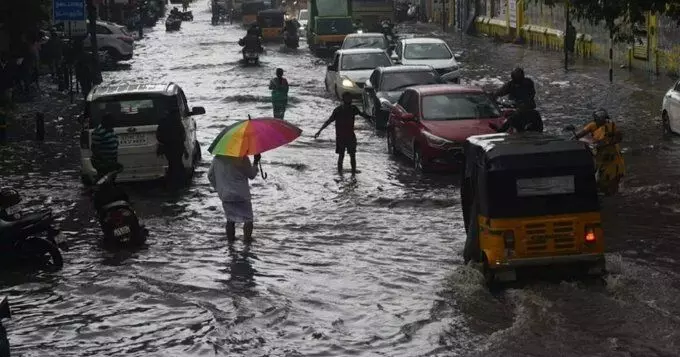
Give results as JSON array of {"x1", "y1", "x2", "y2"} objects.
[{"x1": 80, "y1": 83, "x2": 206, "y2": 184}]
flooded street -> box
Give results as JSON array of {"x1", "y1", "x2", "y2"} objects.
[{"x1": 3, "y1": 2, "x2": 680, "y2": 356}]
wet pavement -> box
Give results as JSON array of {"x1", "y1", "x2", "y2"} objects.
[{"x1": 2, "y1": 3, "x2": 680, "y2": 356}]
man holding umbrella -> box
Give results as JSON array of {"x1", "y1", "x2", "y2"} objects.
[
  {"x1": 207, "y1": 116, "x2": 302, "y2": 242},
  {"x1": 208, "y1": 154, "x2": 261, "y2": 242}
]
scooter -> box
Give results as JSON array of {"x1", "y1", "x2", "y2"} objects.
[
  {"x1": 0, "y1": 297, "x2": 9, "y2": 357},
  {"x1": 0, "y1": 188, "x2": 65, "y2": 270},
  {"x1": 91, "y1": 169, "x2": 148, "y2": 248}
]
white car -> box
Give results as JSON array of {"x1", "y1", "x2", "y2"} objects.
[
  {"x1": 393, "y1": 37, "x2": 460, "y2": 82},
  {"x1": 662, "y1": 80, "x2": 680, "y2": 134},
  {"x1": 80, "y1": 83, "x2": 206, "y2": 184},
  {"x1": 297, "y1": 9, "x2": 308, "y2": 32},
  {"x1": 325, "y1": 48, "x2": 393, "y2": 101},
  {"x1": 54, "y1": 20, "x2": 134, "y2": 61}
]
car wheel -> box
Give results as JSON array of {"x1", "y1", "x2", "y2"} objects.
[
  {"x1": 387, "y1": 129, "x2": 399, "y2": 155},
  {"x1": 663, "y1": 112, "x2": 673, "y2": 135},
  {"x1": 23, "y1": 237, "x2": 63, "y2": 270},
  {"x1": 193, "y1": 140, "x2": 202, "y2": 164},
  {"x1": 103, "y1": 47, "x2": 121, "y2": 61},
  {"x1": 413, "y1": 146, "x2": 427, "y2": 172}
]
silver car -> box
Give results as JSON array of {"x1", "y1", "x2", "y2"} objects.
[{"x1": 324, "y1": 48, "x2": 393, "y2": 101}]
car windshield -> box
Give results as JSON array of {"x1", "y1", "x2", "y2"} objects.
[
  {"x1": 90, "y1": 96, "x2": 174, "y2": 128},
  {"x1": 380, "y1": 71, "x2": 440, "y2": 91},
  {"x1": 341, "y1": 53, "x2": 391, "y2": 70},
  {"x1": 404, "y1": 42, "x2": 453, "y2": 60},
  {"x1": 343, "y1": 36, "x2": 387, "y2": 49},
  {"x1": 422, "y1": 93, "x2": 501, "y2": 120},
  {"x1": 298, "y1": 10, "x2": 308, "y2": 20}
]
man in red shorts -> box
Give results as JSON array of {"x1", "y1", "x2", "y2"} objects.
[{"x1": 314, "y1": 92, "x2": 370, "y2": 175}]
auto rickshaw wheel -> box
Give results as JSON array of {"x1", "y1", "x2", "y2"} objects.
[{"x1": 481, "y1": 254, "x2": 496, "y2": 287}]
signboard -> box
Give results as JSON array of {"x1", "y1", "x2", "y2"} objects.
[
  {"x1": 53, "y1": 0, "x2": 86, "y2": 21},
  {"x1": 67, "y1": 21, "x2": 88, "y2": 36},
  {"x1": 516, "y1": 176, "x2": 575, "y2": 197},
  {"x1": 633, "y1": 17, "x2": 649, "y2": 60}
]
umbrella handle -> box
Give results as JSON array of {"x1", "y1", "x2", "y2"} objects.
[{"x1": 259, "y1": 160, "x2": 267, "y2": 180}]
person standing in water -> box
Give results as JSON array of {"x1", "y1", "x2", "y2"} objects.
[
  {"x1": 314, "y1": 92, "x2": 370, "y2": 175},
  {"x1": 208, "y1": 154, "x2": 261, "y2": 242},
  {"x1": 269, "y1": 68, "x2": 289, "y2": 119}
]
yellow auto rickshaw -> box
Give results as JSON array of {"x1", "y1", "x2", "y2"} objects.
[
  {"x1": 242, "y1": 0, "x2": 267, "y2": 26},
  {"x1": 257, "y1": 9, "x2": 285, "y2": 41},
  {"x1": 461, "y1": 133, "x2": 606, "y2": 286}
]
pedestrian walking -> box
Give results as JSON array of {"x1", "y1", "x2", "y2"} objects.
[
  {"x1": 314, "y1": 92, "x2": 370, "y2": 175},
  {"x1": 91, "y1": 114, "x2": 119, "y2": 179},
  {"x1": 269, "y1": 68, "x2": 289, "y2": 119},
  {"x1": 208, "y1": 154, "x2": 261, "y2": 242},
  {"x1": 565, "y1": 21, "x2": 576, "y2": 64},
  {"x1": 45, "y1": 29, "x2": 64, "y2": 85},
  {"x1": 156, "y1": 114, "x2": 188, "y2": 188}
]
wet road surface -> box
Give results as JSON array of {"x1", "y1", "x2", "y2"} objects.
[{"x1": 2, "y1": 3, "x2": 680, "y2": 356}]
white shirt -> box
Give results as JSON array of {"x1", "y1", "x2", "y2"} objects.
[{"x1": 208, "y1": 156, "x2": 258, "y2": 202}]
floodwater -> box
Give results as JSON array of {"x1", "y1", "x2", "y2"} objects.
[{"x1": 2, "y1": 3, "x2": 680, "y2": 356}]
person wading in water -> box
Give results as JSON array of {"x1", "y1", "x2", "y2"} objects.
[
  {"x1": 314, "y1": 92, "x2": 370, "y2": 175},
  {"x1": 269, "y1": 68, "x2": 289, "y2": 119}
]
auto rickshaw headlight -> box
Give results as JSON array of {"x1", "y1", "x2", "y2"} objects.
[{"x1": 503, "y1": 230, "x2": 515, "y2": 257}]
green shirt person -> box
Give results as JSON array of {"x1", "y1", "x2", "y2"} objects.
[{"x1": 269, "y1": 68, "x2": 289, "y2": 119}]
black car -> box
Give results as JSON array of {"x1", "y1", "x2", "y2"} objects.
[{"x1": 361, "y1": 65, "x2": 444, "y2": 129}]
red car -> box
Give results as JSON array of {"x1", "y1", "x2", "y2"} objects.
[{"x1": 386, "y1": 84, "x2": 505, "y2": 171}]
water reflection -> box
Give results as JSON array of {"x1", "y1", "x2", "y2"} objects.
[{"x1": 221, "y1": 243, "x2": 257, "y2": 297}]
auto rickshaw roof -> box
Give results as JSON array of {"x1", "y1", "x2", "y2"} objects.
[
  {"x1": 465, "y1": 133, "x2": 594, "y2": 170},
  {"x1": 258, "y1": 9, "x2": 285, "y2": 16}
]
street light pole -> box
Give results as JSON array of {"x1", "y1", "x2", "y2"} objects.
[
  {"x1": 609, "y1": 29, "x2": 613, "y2": 82},
  {"x1": 86, "y1": 0, "x2": 102, "y2": 84}
]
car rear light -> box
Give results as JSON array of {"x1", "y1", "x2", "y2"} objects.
[
  {"x1": 117, "y1": 36, "x2": 134, "y2": 44},
  {"x1": 584, "y1": 226, "x2": 596, "y2": 243},
  {"x1": 503, "y1": 230, "x2": 515, "y2": 257}
]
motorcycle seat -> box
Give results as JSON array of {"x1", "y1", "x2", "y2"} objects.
[{"x1": 101, "y1": 200, "x2": 130, "y2": 211}]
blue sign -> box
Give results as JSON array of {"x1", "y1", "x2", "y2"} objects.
[{"x1": 53, "y1": 0, "x2": 86, "y2": 21}]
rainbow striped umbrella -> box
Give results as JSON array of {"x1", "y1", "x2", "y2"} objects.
[{"x1": 208, "y1": 116, "x2": 302, "y2": 157}]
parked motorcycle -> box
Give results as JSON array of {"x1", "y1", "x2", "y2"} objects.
[
  {"x1": 166, "y1": 16, "x2": 182, "y2": 31},
  {"x1": 0, "y1": 188, "x2": 65, "y2": 270},
  {"x1": 0, "y1": 297, "x2": 9, "y2": 357},
  {"x1": 91, "y1": 169, "x2": 148, "y2": 248}
]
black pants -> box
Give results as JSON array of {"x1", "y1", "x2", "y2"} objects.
[{"x1": 164, "y1": 149, "x2": 185, "y2": 185}]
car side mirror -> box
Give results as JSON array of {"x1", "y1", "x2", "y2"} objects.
[
  {"x1": 380, "y1": 98, "x2": 393, "y2": 110},
  {"x1": 191, "y1": 106, "x2": 206, "y2": 115},
  {"x1": 390, "y1": 53, "x2": 399, "y2": 61},
  {"x1": 364, "y1": 81, "x2": 373, "y2": 90}
]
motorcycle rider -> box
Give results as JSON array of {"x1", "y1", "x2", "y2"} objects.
[
  {"x1": 91, "y1": 114, "x2": 120, "y2": 180},
  {"x1": 494, "y1": 67, "x2": 536, "y2": 109},
  {"x1": 283, "y1": 19, "x2": 299, "y2": 48},
  {"x1": 239, "y1": 25, "x2": 263, "y2": 58},
  {"x1": 380, "y1": 19, "x2": 395, "y2": 41},
  {"x1": 489, "y1": 101, "x2": 543, "y2": 133},
  {"x1": 572, "y1": 108, "x2": 625, "y2": 196},
  {"x1": 170, "y1": 7, "x2": 181, "y2": 18}
]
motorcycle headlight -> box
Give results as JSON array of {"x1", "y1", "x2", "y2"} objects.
[
  {"x1": 342, "y1": 78, "x2": 354, "y2": 88},
  {"x1": 422, "y1": 130, "x2": 453, "y2": 147}
]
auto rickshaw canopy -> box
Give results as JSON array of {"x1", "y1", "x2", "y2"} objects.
[
  {"x1": 461, "y1": 133, "x2": 599, "y2": 222},
  {"x1": 257, "y1": 9, "x2": 285, "y2": 28}
]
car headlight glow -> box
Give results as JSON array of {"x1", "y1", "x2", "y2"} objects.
[
  {"x1": 342, "y1": 78, "x2": 354, "y2": 87},
  {"x1": 422, "y1": 130, "x2": 453, "y2": 146}
]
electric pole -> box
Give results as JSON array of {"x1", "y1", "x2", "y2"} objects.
[{"x1": 86, "y1": 0, "x2": 102, "y2": 84}]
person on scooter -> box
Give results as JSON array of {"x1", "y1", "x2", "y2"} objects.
[
  {"x1": 494, "y1": 67, "x2": 536, "y2": 110},
  {"x1": 489, "y1": 100, "x2": 543, "y2": 133},
  {"x1": 283, "y1": 20, "x2": 299, "y2": 48},
  {"x1": 572, "y1": 108, "x2": 625, "y2": 196},
  {"x1": 91, "y1": 114, "x2": 119, "y2": 180},
  {"x1": 239, "y1": 25, "x2": 263, "y2": 55}
]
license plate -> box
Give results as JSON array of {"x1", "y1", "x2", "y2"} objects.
[
  {"x1": 113, "y1": 226, "x2": 131, "y2": 236},
  {"x1": 3, "y1": 204, "x2": 20, "y2": 215},
  {"x1": 53, "y1": 232, "x2": 65, "y2": 245},
  {"x1": 119, "y1": 133, "x2": 148, "y2": 146}
]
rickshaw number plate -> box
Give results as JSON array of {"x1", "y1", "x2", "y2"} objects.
[{"x1": 516, "y1": 176, "x2": 575, "y2": 197}]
